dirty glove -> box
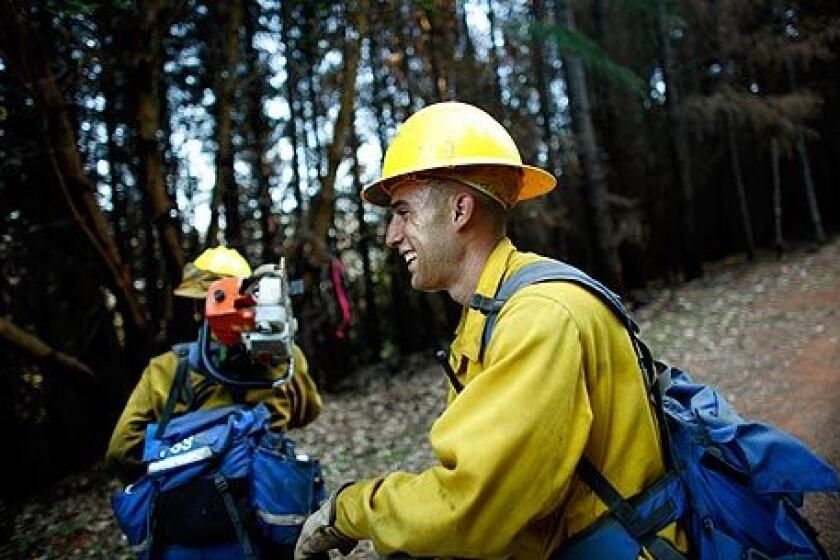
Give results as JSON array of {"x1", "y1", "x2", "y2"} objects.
[{"x1": 294, "y1": 489, "x2": 357, "y2": 559}]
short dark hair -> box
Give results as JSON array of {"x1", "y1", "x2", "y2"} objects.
[{"x1": 428, "y1": 179, "x2": 508, "y2": 238}]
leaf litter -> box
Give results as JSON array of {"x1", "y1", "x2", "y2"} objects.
[{"x1": 12, "y1": 238, "x2": 840, "y2": 558}]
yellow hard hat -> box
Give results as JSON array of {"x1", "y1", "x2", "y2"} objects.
[
  {"x1": 173, "y1": 247, "x2": 252, "y2": 299},
  {"x1": 362, "y1": 101, "x2": 557, "y2": 208}
]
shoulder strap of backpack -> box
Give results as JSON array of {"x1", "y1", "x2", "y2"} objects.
[
  {"x1": 471, "y1": 259, "x2": 639, "y2": 357},
  {"x1": 154, "y1": 344, "x2": 193, "y2": 440}
]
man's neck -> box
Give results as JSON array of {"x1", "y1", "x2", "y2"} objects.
[{"x1": 447, "y1": 236, "x2": 501, "y2": 306}]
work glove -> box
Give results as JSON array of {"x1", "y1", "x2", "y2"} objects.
[{"x1": 294, "y1": 488, "x2": 357, "y2": 559}]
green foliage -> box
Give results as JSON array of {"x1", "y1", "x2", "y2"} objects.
[{"x1": 529, "y1": 21, "x2": 645, "y2": 95}]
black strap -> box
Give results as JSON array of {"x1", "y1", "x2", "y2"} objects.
[
  {"x1": 191, "y1": 378, "x2": 216, "y2": 410},
  {"x1": 435, "y1": 349, "x2": 464, "y2": 394},
  {"x1": 576, "y1": 457, "x2": 685, "y2": 560},
  {"x1": 154, "y1": 347, "x2": 192, "y2": 440},
  {"x1": 214, "y1": 474, "x2": 257, "y2": 560}
]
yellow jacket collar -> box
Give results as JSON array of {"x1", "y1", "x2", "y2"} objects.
[{"x1": 451, "y1": 237, "x2": 516, "y2": 363}]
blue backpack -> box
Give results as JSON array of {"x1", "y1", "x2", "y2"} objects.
[
  {"x1": 468, "y1": 259, "x2": 839, "y2": 560},
  {"x1": 111, "y1": 348, "x2": 326, "y2": 559}
]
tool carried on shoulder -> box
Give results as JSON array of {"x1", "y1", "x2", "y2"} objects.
[{"x1": 193, "y1": 258, "x2": 302, "y2": 389}]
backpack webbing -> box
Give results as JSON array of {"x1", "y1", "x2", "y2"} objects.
[{"x1": 154, "y1": 344, "x2": 193, "y2": 440}]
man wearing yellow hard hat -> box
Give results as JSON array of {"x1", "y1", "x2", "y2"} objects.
[
  {"x1": 106, "y1": 246, "x2": 322, "y2": 483},
  {"x1": 295, "y1": 102, "x2": 685, "y2": 559}
]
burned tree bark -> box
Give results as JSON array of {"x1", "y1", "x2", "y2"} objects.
[
  {"x1": 205, "y1": 0, "x2": 244, "y2": 249},
  {"x1": 306, "y1": 0, "x2": 368, "y2": 241}
]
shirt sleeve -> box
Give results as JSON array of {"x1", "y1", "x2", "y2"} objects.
[
  {"x1": 105, "y1": 357, "x2": 165, "y2": 484},
  {"x1": 335, "y1": 294, "x2": 593, "y2": 557}
]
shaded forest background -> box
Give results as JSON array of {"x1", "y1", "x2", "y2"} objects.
[{"x1": 0, "y1": 0, "x2": 838, "y2": 500}]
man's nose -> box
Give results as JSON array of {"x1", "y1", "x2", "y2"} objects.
[{"x1": 385, "y1": 217, "x2": 402, "y2": 248}]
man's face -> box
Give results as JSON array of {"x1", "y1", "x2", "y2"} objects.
[{"x1": 385, "y1": 181, "x2": 459, "y2": 292}]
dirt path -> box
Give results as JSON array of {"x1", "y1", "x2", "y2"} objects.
[
  {"x1": 633, "y1": 239, "x2": 840, "y2": 556},
  {"x1": 11, "y1": 238, "x2": 840, "y2": 558}
]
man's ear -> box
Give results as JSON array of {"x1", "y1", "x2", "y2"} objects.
[{"x1": 452, "y1": 191, "x2": 475, "y2": 230}]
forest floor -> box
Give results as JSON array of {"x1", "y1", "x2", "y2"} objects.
[{"x1": 11, "y1": 237, "x2": 840, "y2": 559}]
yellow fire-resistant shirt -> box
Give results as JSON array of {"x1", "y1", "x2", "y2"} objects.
[
  {"x1": 336, "y1": 238, "x2": 684, "y2": 558},
  {"x1": 106, "y1": 344, "x2": 321, "y2": 483}
]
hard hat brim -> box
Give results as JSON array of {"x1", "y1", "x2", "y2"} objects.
[
  {"x1": 362, "y1": 163, "x2": 557, "y2": 208},
  {"x1": 173, "y1": 264, "x2": 225, "y2": 299}
]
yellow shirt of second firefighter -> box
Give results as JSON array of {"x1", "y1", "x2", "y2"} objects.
[
  {"x1": 335, "y1": 237, "x2": 683, "y2": 558},
  {"x1": 106, "y1": 344, "x2": 321, "y2": 483}
]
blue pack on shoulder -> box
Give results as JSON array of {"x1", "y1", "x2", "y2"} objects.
[
  {"x1": 471, "y1": 259, "x2": 839, "y2": 560},
  {"x1": 111, "y1": 403, "x2": 325, "y2": 559}
]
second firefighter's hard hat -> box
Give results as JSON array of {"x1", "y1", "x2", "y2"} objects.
[
  {"x1": 173, "y1": 247, "x2": 252, "y2": 299},
  {"x1": 362, "y1": 101, "x2": 557, "y2": 208}
]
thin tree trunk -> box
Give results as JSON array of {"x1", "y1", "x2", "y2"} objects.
[
  {"x1": 778, "y1": 8, "x2": 825, "y2": 245},
  {"x1": 368, "y1": 19, "x2": 392, "y2": 162},
  {"x1": 656, "y1": 0, "x2": 701, "y2": 279},
  {"x1": 280, "y1": 0, "x2": 304, "y2": 218},
  {"x1": 399, "y1": 1, "x2": 417, "y2": 113},
  {"x1": 205, "y1": 0, "x2": 243, "y2": 249},
  {"x1": 554, "y1": 0, "x2": 623, "y2": 290},
  {"x1": 307, "y1": 0, "x2": 368, "y2": 240},
  {"x1": 794, "y1": 131, "x2": 826, "y2": 244},
  {"x1": 423, "y1": 2, "x2": 448, "y2": 101},
  {"x1": 133, "y1": 0, "x2": 185, "y2": 285},
  {"x1": 1, "y1": 0, "x2": 148, "y2": 337},
  {"x1": 725, "y1": 115, "x2": 755, "y2": 260},
  {"x1": 486, "y1": 0, "x2": 506, "y2": 123},
  {"x1": 771, "y1": 137, "x2": 784, "y2": 256},
  {"x1": 530, "y1": 0, "x2": 557, "y2": 176},
  {"x1": 245, "y1": 3, "x2": 276, "y2": 264},
  {"x1": 350, "y1": 126, "x2": 381, "y2": 361},
  {"x1": 99, "y1": 6, "x2": 131, "y2": 265},
  {"x1": 302, "y1": 4, "x2": 324, "y2": 181}
]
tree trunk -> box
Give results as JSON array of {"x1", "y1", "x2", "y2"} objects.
[
  {"x1": 656, "y1": 0, "x2": 702, "y2": 279},
  {"x1": 0, "y1": 317, "x2": 95, "y2": 377},
  {"x1": 98, "y1": 6, "x2": 132, "y2": 266},
  {"x1": 280, "y1": 0, "x2": 304, "y2": 218},
  {"x1": 725, "y1": 115, "x2": 755, "y2": 260},
  {"x1": 771, "y1": 137, "x2": 784, "y2": 256},
  {"x1": 245, "y1": 3, "x2": 277, "y2": 264},
  {"x1": 530, "y1": 0, "x2": 557, "y2": 176},
  {"x1": 302, "y1": 4, "x2": 325, "y2": 182},
  {"x1": 794, "y1": 130, "x2": 827, "y2": 244},
  {"x1": 779, "y1": 13, "x2": 826, "y2": 245},
  {"x1": 422, "y1": 1, "x2": 452, "y2": 101},
  {"x1": 205, "y1": 0, "x2": 243, "y2": 250},
  {"x1": 350, "y1": 126, "x2": 382, "y2": 361},
  {"x1": 307, "y1": 0, "x2": 368, "y2": 240},
  {"x1": 133, "y1": 0, "x2": 185, "y2": 286},
  {"x1": 368, "y1": 18, "x2": 393, "y2": 162},
  {"x1": 398, "y1": 0, "x2": 417, "y2": 113},
  {"x1": 554, "y1": 0, "x2": 623, "y2": 290},
  {"x1": 486, "y1": 0, "x2": 507, "y2": 123},
  {"x1": 0, "y1": 0, "x2": 149, "y2": 338}
]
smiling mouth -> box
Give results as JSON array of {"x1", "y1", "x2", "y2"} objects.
[{"x1": 403, "y1": 251, "x2": 417, "y2": 269}]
